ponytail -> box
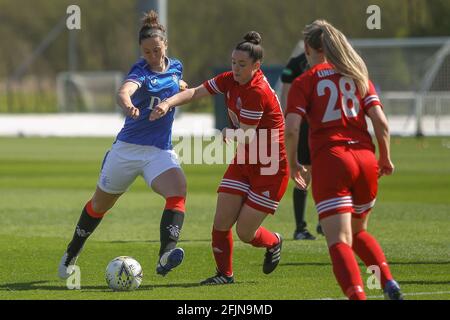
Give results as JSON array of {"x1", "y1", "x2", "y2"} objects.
[{"x1": 303, "y1": 20, "x2": 369, "y2": 96}]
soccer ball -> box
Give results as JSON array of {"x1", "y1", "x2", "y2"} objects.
[{"x1": 105, "y1": 256, "x2": 143, "y2": 291}]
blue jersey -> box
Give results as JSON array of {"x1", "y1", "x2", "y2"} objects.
[{"x1": 116, "y1": 57, "x2": 183, "y2": 149}]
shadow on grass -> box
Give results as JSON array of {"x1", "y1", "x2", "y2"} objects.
[
  {"x1": 281, "y1": 262, "x2": 330, "y2": 267},
  {"x1": 280, "y1": 261, "x2": 450, "y2": 267},
  {"x1": 400, "y1": 280, "x2": 450, "y2": 285},
  {"x1": 0, "y1": 280, "x2": 253, "y2": 292},
  {"x1": 390, "y1": 261, "x2": 450, "y2": 265},
  {"x1": 107, "y1": 239, "x2": 210, "y2": 244}
]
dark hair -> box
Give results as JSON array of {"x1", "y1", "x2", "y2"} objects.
[
  {"x1": 139, "y1": 10, "x2": 166, "y2": 44},
  {"x1": 235, "y1": 31, "x2": 264, "y2": 62}
]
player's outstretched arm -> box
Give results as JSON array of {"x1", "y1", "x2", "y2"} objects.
[
  {"x1": 117, "y1": 81, "x2": 140, "y2": 119},
  {"x1": 149, "y1": 85, "x2": 210, "y2": 121},
  {"x1": 367, "y1": 105, "x2": 394, "y2": 177}
]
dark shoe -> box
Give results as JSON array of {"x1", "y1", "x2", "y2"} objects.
[
  {"x1": 200, "y1": 272, "x2": 234, "y2": 285},
  {"x1": 316, "y1": 223, "x2": 324, "y2": 236},
  {"x1": 263, "y1": 233, "x2": 282, "y2": 274},
  {"x1": 384, "y1": 280, "x2": 404, "y2": 300},
  {"x1": 293, "y1": 229, "x2": 316, "y2": 240}
]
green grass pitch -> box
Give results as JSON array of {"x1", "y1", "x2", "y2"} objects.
[{"x1": 0, "y1": 136, "x2": 449, "y2": 300}]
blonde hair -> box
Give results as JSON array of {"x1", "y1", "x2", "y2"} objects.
[{"x1": 303, "y1": 20, "x2": 369, "y2": 96}]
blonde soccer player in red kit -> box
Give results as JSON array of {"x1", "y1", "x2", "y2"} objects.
[
  {"x1": 285, "y1": 20, "x2": 403, "y2": 300},
  {"x1": 150, "y1": 31, "x2": 289, "y2": 285}
]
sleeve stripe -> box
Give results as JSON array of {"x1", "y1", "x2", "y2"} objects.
[
  {"x1": 240, "y1": 114, "x2": 262, "y2": 120},
  {"x1": 364, "y1": 95, "x2": 379, "y2": 102},
  {"x1": 208, "y1": 79, "x2": 222, "y2": 94},
  {"x1": 296, "y1": 106, "x2": 306, "y2": 114},
  {"x1": 240, "y1": 109, "x2": 263, "y2": 120},
  {"x1": 364, "y1": 97, "x2": 380, "y2": 105},
  {"x1": 124, "y1": 79, "x2": 142, "y2": 88},
  {"x1": 240, "y1": 109, "x2": 263, "y2": 116}
]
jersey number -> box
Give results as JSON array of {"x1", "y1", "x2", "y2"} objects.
[{"x1": 318, "y1": 77, "x2": 360, "y2": 123}]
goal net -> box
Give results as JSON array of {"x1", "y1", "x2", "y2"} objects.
[
  {"x1": 282, "y1": 37, "x2": 450, "y2": 136},
  {"x1": 56, "y1": 71, "x2": 124, "y2": 113}
]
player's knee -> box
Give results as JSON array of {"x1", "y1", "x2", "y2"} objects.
[
  {"x1": 326, "y1": 231, "x2": 353, "y2": 248},
  {"x1": 178, "y1": 182, "x2": 187, "y2": 198},
  {"x1": 235, "y1": 224, "x2": 254, "y2": 243},
  {"x1": 170, "y1": 180, "x2": 187, "y2": 198}
]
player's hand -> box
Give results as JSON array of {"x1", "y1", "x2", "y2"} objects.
[
  {"x1": 221, "y1": 127, "x2": 233, "y2": 145},
  {"x1": 299, "y1": 164, "x2": 311, "y2": 189},
  {"x1": 179, "y1": 80, "x2": 188, "y2": 91},
  {"x1": 378, "y1": 157, "x2": 394, "y2": 177},
  {"x1": 149, "y1": 100, "x2": 170, "y2": 121},
  {"x1": 290, "y1": 163, "x2": 307, "y2": 189},
  {"x1": 124, "y1": 105, "x2": 140, "y2": 120}
]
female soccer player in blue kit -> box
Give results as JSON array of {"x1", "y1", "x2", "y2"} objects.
[{"x1": 58, "y1": 11, "x2": 188, "y2": 279}]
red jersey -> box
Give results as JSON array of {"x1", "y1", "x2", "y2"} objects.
[
  {"x1": 204, "y1": 70, "x2": 287, "y2": 165},
  {"x1": 286, "y1": 62, "x2": 382, "y2": 158}
]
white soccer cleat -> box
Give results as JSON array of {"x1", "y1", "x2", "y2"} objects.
[
  {"x1": 156, "y1": 247, "x2": 185, "y2": 276},
  {"x1": 58, "y1": 251, "x2": 79, "y2": 280}
]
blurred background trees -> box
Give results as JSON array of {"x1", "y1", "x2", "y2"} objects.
[{"x1": 0, "y1": 0, "x2": 448, "y2": 112}]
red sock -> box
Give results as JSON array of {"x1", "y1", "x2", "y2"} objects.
[
  {"x1": 352, "y1": 230, "x2": 393, "y2": 288},
  {"x1": 211, "y1": 228, "x2": 233, "y2": 276},
  {"x1": 249, "y1": 227, "x2": 278, "y2": 248},
  {"x1": 329, "y1": 242, "x2": 366, "y2": 300}
]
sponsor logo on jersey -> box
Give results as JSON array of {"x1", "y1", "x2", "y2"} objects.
[{"x1": 236, "y1": 97, "x2": 242, "y2": 110}]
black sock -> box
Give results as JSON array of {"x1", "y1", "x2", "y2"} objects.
[
  {"x1": 67, "y1": 205, "x2": 103, "y2": 257},
  {"x1": 159, "y1": 209, "x2": 184, "y2": 256},
  {"x1": 293, "y1": 188, "x2": 308, "y2": 231}
]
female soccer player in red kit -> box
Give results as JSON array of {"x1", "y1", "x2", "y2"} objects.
[
  {"x1": 285, "y1": 20, "x2": 403, "y2": 300},
  {"x1": 150, "y1": 31, "x2": 288, "y2": 285}
]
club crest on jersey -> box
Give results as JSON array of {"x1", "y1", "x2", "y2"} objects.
[{"x1": 150, "y1": 78, "x2": 158, "y2": 86}]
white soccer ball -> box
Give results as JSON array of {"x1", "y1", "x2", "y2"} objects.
[{"x1": 105, "y1": 256, "x2": 143, "y2": 291}]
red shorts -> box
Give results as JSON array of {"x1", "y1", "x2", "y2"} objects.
[
  {"x1": 311, "y1": 145, "x2": 378, "y2": 220},
  {"x1": 217, "y1": 160, "x2": 289, "y2": 214}
]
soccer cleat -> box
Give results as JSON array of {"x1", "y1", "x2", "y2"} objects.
[
  {"x1": 156, "y1": 247, "x2": 184, "y2": 276},
  {"x1": 263, "y1": 233, "x2": 283, "y2": 274},
  {"x1": 384, "y1": 280, "x2": 404, "y2": 300},
  {"x1": 293, "y1": 229, "x2": 316, "y2": 240},
  {"x1": 58, "y1": 251, "x2": 79, "y2": 280},
  {"x1": 200, "y1": 272, "x2": 234, "y2": 285},
  {"x1": 316, "y1": 222, "x2": 325, "y2": 236}
]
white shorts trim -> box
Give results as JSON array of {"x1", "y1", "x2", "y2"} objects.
[{"x1": 98, "y1": 140, "x2": 181, "y2": 194}]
